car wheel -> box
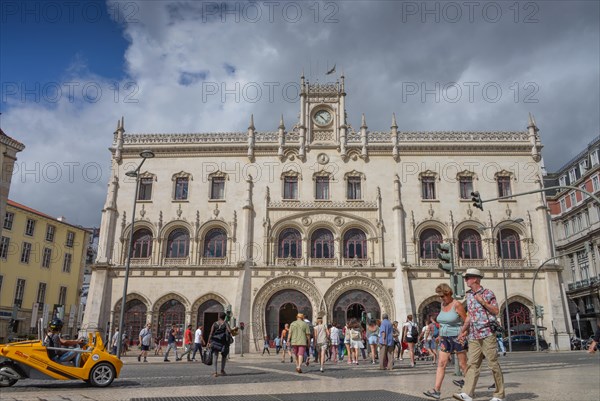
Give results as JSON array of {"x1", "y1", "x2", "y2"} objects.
[
  {"x1": 0, "y1": 363, "x2": 19, "y2": 387},
  {"x1": 0, "y1": 375, "x2": 17, "y2": 387},
  {"x1": 88, "y1": 362, "x2": 115, "y2": 387}
]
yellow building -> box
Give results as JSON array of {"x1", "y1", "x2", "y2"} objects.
[{"x1": 0, "y1": 200, "x2": 89, "y2": 341}]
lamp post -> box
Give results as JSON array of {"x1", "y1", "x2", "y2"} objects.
[
  {"x1": 531, "y1": 255, "x2": 559, "y2": 351},
  {"x1": 116, "y1": 150, "x2": 155, "y2": 359},
  {"x1": 478, "y1": 217, "x2": 524, "y2": 353}
]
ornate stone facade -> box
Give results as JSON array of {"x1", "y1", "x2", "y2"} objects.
[{"x1": 83, "y1": 76, "x2": 571, "y2": 351}]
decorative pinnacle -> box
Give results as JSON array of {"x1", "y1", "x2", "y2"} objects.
[
  {"x1": 361, "y1": 113, "x2": 367, "y2": 129},
  {"x1": 391, "y1": 113, "x2": 398, "y2": 128},
  {"x1": 279, "y1": 114, "x2": 285, "y2": 129},
  {"x1": 528, "y1": 112, "x2": 537, "y2": 128},
  {"x1": 248, "y1": 114, "x2": 255, "y2": 130}
]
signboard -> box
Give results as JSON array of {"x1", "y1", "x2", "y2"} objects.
[
  {"x1": 68, "y1": 305, "x2": 77, "y2": 328},
  {"x1": 30, "y1": 303, "x2": 40, "y2": 328},
  {"x1": 42, "y1": 303, "x2": 50, "y2": 323}
]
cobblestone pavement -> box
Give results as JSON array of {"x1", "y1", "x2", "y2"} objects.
[{"x1": 1, "y1": 351, "x2": 598, "y2": 401}]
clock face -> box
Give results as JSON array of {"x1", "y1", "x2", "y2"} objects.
[{"x1": 313, "y1": 110, "x2": 332, "y2": 126}]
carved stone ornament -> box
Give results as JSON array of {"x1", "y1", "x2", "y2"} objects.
[
  {"x1": 158, "y1": 211, "x2": 163, "y2": 230},
  {"x1": 467, "y1": 204, "x2": 473, "y2": 218},
  {"x1": 140, "y1": 204, "x2": 146, "y2": 218},
  {"x1": 252, "y1": 275, "x2": 324, "y2": 350},
  {"x1": 176, "y1": 204, "x2": 183, "y2": 218},
  {"x1": 301, "y1": 217, "x2": 312, "y2": 226},
  {"x1": 505, "y1": 203, "x2": 512, "y2": 218},
  {"x1": 428, "y1": 204, "x2": 434, "y2": 219},
  {"x1": 323, "y1": 275, "x2": 395, "y2": 323},
  {"x1": 317, "y1": 153, "x2": 330, "y2": 164},
  {"x1": 213, "y1": 203, "x2": 220, "y2": 218},
  {"x1": 286, "y1": 255, "x2": 297, "y2": 266},
  {"x1": 334, "y1": 216, "x2": 344, "y2": 227}
]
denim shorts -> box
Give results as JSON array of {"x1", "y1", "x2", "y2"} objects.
[
  {"x1": 439, "y1": 336, "x2": 468, "y2": 354},
  {"x1": 368, "y1": 335, "x2": 378, "y2": 345}
]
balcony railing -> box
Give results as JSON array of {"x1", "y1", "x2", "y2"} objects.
[
  {"x1": 342, "y1": 258, "x2": 370, "y2": 267},
  {"x1": 130, "y1": 258, "x2": 152, "y2": 266},
  {"x1": 163, "y1": 257, "x2": 189, "y2": 266},
  {"x1": 568, "y1": 275, "x2": 600, "y2": 291},
  {"x1": 200, "y1": 257, "x2": 227, "y2": 266},
  {"x1": 275, "y1": 257, "x2": 304, "y2": 267},
  {"x1": 309, "y1": 258, "x2": 337, "y2": 267},
  {"x1": 499, "y1": 259, "x2": 526, "y2": 268},
  {"x1": 419, "y1": 259, "x2": 439, "y2": 268},
  {"x1": 459, "y1": 259, "x2": 486, "y2": 268}
]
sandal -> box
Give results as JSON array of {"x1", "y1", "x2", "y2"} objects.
[{"x1": 212, "y1": 373, "x2": 219, "y2": 377}]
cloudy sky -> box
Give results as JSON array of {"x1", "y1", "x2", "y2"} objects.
[{"x1": 1, "y1": 0, "x2": 599, "y2": 227}]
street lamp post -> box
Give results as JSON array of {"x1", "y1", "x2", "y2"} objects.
[
  {"x1": 116, "y1": 150, "x2": 155, "y2": 359},
  {"x1": 531, "y1": 256, "x2": 559, "y2": 352},
  {"x1": 478, "y1": 217, "x2": 524, "y2": 353}
]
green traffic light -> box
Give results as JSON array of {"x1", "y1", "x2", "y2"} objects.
[
  {"x1": 471, "y1": 191, "x2": 483, "y2": 211},
  {"x1": 437, "y1": 243, "x2": 454, "y2": 274}
]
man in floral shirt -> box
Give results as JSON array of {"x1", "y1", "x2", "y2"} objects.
[{"x1": 454, "y1": 268, "x2": 505, "y2": 401}]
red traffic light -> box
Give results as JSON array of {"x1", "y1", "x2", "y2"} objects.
[{"x1": 240, "y1": 322, "x2": 245, "y2": 330}]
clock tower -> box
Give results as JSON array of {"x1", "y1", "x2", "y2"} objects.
[{"x1": 299, "y1": 74, "x2": 347, "y2": 154}]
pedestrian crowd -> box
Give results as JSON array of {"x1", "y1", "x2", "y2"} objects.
[{"x1": 104, "y1": 268, "x2": 525, "y2": 400}]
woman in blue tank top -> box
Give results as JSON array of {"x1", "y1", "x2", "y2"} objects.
[{"x1": 423, "y1": 283, "x2": 468, "y2": 400}]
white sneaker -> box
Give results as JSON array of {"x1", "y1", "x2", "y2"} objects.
[
  {"x1": 489, "y1": 398, "x2": 505, "y2": 401},
  {"x1": 453, "y1": 393, "x2": 473, "y2": 401}
]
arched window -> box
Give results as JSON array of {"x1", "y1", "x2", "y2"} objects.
[
  {"x1": 278, "y1": 228, "x2": 302, "y2": 258},
  {"x1": 459, "y1": 229, "x2": 483, "y2": 259},
  {"x1": 420, "y1": 229, "x2": 442, "y2": 259},
  {"x1": 131, "y1": 229, "x2": 153, "y2": 258},
  {"x1": 344, "y1": 229, "x2": 367, "y2": 259},
  {"x1": 311, "y1": 228, "x2": 334, "y2": 258},
  {"x1": 204, "y1": 228, "x2": 227, "y2": 257},
  {"x1": 498, "y1": 229, "x2": 522, "y2": 259},
  {"x1": 167, "y1": 229, "x2": 189, "y2": 258}
]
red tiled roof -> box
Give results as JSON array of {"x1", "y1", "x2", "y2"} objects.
[
  {"x1": 7, "y1": 199, "x2": 89, "y2": 232},
  {"x1": 7, "y1": 199, "x2": 56, "y2": 220}
]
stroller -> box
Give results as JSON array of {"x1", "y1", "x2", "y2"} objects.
[{"x1": 414, "y1": 341, "x2": 432, "y2": 361}]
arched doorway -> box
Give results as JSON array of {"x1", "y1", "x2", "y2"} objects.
[
  {"x1": 197, "y1": 300, "x2": 224, "y2": 343},
  {"x1": 158, "y1": 299, "x2": 185, "y2": 345},
  {"x1": 265, "y1": 290, "x2": 312, "y2": 340},
  {"x1": 332, "y1": 290, "x2": 380, "y2": 326},
  {"x1": 347, "y1": 303, "x2": 366, "y2": 322},
  {"x1": 124, "y1": 299, "x2": 147, "y2": 346},
  {"x1": 502, "y1": 301, "x2": 532, "y2": 334},
  {"x1": 421, "y1": 301, "x2": 442, "y2": 327}
]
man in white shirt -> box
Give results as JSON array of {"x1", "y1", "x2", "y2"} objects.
[
  {"x1": 138, "y1": 323, "x2": 152, "y2": 362},
  {"x1": 191, "y1": 324, "x2": 206, "y2": 361}
]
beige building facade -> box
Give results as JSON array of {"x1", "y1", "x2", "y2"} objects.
[{"x1": 84, "y1": 76, "x2": 571, "y2": 351}]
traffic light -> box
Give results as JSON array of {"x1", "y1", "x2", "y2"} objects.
[
  {"x1": 452, "y1": 273, "x2": 465, "y2": 299},
  {"x1": 471, "y1": 191, "x2": 483, "y2": 211},
  {"x1": 239, "y1": 322, "x2": 245, "y2": 331},
  {"x1": 225, "y1": 305, "x2": 232, "y2": 323},
  {"x1": 535, "y1": 305, "x2": 544, "y2": 318},
  {"x1": 8, "y1": 318, "x2": 15, "y2": 332},
  {"x1": 437, "y1": 243, "x2": 454, "y2": 274}
]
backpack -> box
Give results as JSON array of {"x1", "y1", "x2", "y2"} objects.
[
  {"x1": 432, "y1": 323, "x2": 440, "y2": 339},
  {"x1": 410, "y1": 323, "x2": 419, "y2": 339}
]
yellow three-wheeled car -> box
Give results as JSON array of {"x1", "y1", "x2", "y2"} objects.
[{"x1": 0, "y1": 331, "x2": 123, "y2": 387}]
